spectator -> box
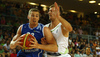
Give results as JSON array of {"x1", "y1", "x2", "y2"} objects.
[
  {"x1": 75, "y1": 40, "x2": 79, "y2": 46},
  {"x1": 74, "y1": 50, "x2": 81, "y2": 57},
  {"x1": 93, "y1": 51, "x2": 96, "y2": 57},
  {"x1": 3, "y1": 40, "x2": 11, "y2": 57},
  {"x1": 10, "y1": 49, "x2": 17, "y2": 57},
  {"x1": 72, "y1": 28, "x2": 77, "y2": 34},
  {"x1": 89, "y1": 40, "x2": 93, "y2": 47},
  {"x1": 94, "y1": 30, "x2": 99, "y2": 39},
  {"x1": 1, "y1": 17, "x2": 6, "y2": 25},
  {"x1": 0, "y1": 39, "x2": 5, "y2": 46},
  {"x1": 80, "y1": 42, "x2": 85, "y2": 49},
  {"x1": 93, "y1": 41, "x2": 97, "y2": 47},
  {"x1": 80, "y1": 50, "x2": 87, "y2": 57},
  {"x1": 7, "y1": 20, "x2": 12, "y2": 26},
  {"x1": 0, "y1": 30, "x2": 3, "y2": 42},
  {"x1": 71, "y1": 28, "x2": 78, "y2": 38},
  {"x1": 96, "y1": 46, "x2": 100, "y2": 56},
  {"x1": 69, "y1": 37, "x2": 72, "y2": 45},
  {"x1": 78, "y1": 27, "x2": 83, "y2": 38},
  {"x1": 0, "y1": 45, "x2": 5, "y2": 57},
  {"x1": 98, "y1": 30, "x2": 100, "y2": 38},
  {"x1": 86, "y1": 45, "x2": 93, "y2": 57},
  {"x1": 69, "y1": 45, "x2": 73, "y2": 54},
  {"x1": 16, "y1": 46, "x2": 21, "y2": 54},
  {"x1": 70, "y1": 49, "x2": 75, "y2": 57}
]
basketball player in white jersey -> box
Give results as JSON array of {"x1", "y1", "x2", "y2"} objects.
[{"x1": 42, "y1": 2, "x2": 73, "y2": 57}]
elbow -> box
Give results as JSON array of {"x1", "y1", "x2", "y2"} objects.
[
  {"x1": 69, "y1": 27, "x2": 73, "y2": 32},
  {"x1": 55, "y1": 48, "x2": 58, "y2": 52},
  {"x1": 54, "y1": 49, "x2": 58, "y2": 52},
  {"x1": 53, "y1": 46, "x2": 58, "y2": 52}
]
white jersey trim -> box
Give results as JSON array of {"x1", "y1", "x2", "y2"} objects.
[{"x1": 42, "y1": 26, "x2": 45, "y2": 37}]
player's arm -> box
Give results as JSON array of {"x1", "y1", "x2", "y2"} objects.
[
  {"x1": 39, "y1": 27, "x2": 58, "y2": 52},
  {"x1": 58, "y1": 16, "x2": 73, "y2": 32},
  {"x1": 30, "y1": 27, "x2": 58, "y2": 52},
  {"x1": 10, "y1": 25, "x2": 22, "y2": 49},
  {"x1": 54, "y1": 2, "x2": 73, "y2": 32},
  {"x1": 58, "y1": 16, "x2": 73, "y2": 37}
]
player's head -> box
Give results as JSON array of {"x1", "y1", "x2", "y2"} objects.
[
  {"x1": 49, "y1": 4, "x2": 63, "y2": 15},
  {"x1": 48, "y1": 4, "x2": 63, "y2": 20},
  {"x1": 28, "y1": 8, "x2": 40, "y2": 25},
  {"x1": 12, "y1": 49, "x2": 16, "y2": 54},
  {"x1": 0, "y1": 45, "x2": 3, "y2": 50}
]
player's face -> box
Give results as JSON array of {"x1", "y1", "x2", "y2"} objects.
[
  {"x1": 28, "y1": 11, "x2": 39, "y2": 25},
  {"x1": 48, "y1": 7, "x2": 55, "y2": 21}
]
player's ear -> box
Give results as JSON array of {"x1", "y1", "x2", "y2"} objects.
[{"x1": 27, "y1": 15, "x2": 29, "y2": 19}]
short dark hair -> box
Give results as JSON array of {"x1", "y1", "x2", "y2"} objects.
[
  {"x1": 28, "y1": 8, "x2": 39, "y2": 15},
  {"x1": 49, "y1": 4, "x2": 63, "y2": 15}
]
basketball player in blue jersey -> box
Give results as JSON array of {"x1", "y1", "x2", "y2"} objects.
[
  {"x1": 42, "y1": 2, "x2": 73, "y2": 57},
  {"x1": 10, "y1": 8, "x2": 58, "y2": 57}
]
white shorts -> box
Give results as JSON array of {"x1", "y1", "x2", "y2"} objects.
[{"x1": 47, "y1": 53, "x2": 71, "y2": 57}]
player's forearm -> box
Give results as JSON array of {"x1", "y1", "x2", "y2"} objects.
[
  {"x1": 58, "y1": 16, "x2": 73, "y2": 32},
  {"x1": 38, "y1": 44, "x2": 58, "y2": 52},
  {"x1": 10, "y1": 35, "x2": 19, "y2": 49}
]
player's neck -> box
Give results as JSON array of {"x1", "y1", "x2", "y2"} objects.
[
  {"x1": 50, "y1": 19, "x2": 60, "y2": 28},
  {"x1": 29, "y1": 23, "x2": 38, "y2": 28}
]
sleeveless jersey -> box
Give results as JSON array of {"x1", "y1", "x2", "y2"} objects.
[
  {"x1": 45, "y1": 23, "x2": 69, "y2": 54},
  {"x1": 17, "y1": 23, "x2": 44, "y2": 57}
]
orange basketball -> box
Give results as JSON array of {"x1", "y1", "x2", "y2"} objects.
[{"x1": 20, "y1": 33, "x2": 35, "y2": 49}]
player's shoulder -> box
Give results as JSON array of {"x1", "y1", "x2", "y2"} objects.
[
  {"x1": 38, "y1": 23, "x2": 44, "y2": 29},
  {"x1": 38, "y1": 23, "x2": 44, "y2": 26},
  {"x1": 44, "y1": 26, "x2": 50, "y2": 32},
  {"x1": 18, "y1": 24, "x2": 23, "y2": 29},
  {"x1": 44, "y1": 23, "x2": 50, "y2": 27},
  {"x1": 22, "y1": 23, "x2": 29, "y2": 26}
]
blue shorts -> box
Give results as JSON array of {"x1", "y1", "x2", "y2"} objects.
[{"x1": 17, "y1": 49, "x2": 43, "y2": 57}]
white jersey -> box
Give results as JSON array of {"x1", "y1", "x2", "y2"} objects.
[{"x1": 45, "y1": 23, "x2": 69, "y2": 54}]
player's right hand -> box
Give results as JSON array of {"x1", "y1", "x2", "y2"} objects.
[
  {"x1": 14, "y1": 37, "x2": 23, "y2": 47},
  {"x1": 41, "y1": 37, "x2": 48, "y2": 45}
]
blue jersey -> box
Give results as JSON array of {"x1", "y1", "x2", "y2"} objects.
[{"x1": 17, "y1": 23, "x2": 44, "y2": 57}]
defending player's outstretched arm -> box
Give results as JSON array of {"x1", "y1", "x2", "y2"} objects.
[
  {"x1": 29, "y1": 27, "x2": 58, "y2": 52},
  {"x1": 53, "y1": 2, "x2": 73, "y2": 32}
]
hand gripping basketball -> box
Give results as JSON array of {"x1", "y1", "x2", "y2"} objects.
[{"x1": 20, "y1": 33, "x2": 35, "y2": 49}]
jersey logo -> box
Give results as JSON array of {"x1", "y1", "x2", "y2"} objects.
[
  {"x1": 24, "y1": 26, "x2": 26, "y2": 28},
  {"x1": 34, "y1": 30, "x2": 40, "y2": 33},
  {"x1": 56, "y1": 29, "x2": 58, "y2": 33}
]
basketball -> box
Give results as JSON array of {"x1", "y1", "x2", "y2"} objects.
[{"x1": 20, "y1": 33, "x2": 35, "y2": 49}]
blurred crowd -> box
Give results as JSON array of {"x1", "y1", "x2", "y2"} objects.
[{"x1": 0, "y1": 0, "x2": 100, "y2": 57}]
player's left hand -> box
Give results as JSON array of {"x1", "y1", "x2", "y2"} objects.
[
  {"x1": 29, "y1": 37, "x2": 39, "y2": 49},
  {"x1": 41, "y1": 37, "x2": 48, "y2": 45},
  {"x1": 53, "y1": 2, "x2": 60, "y2": 18}
]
